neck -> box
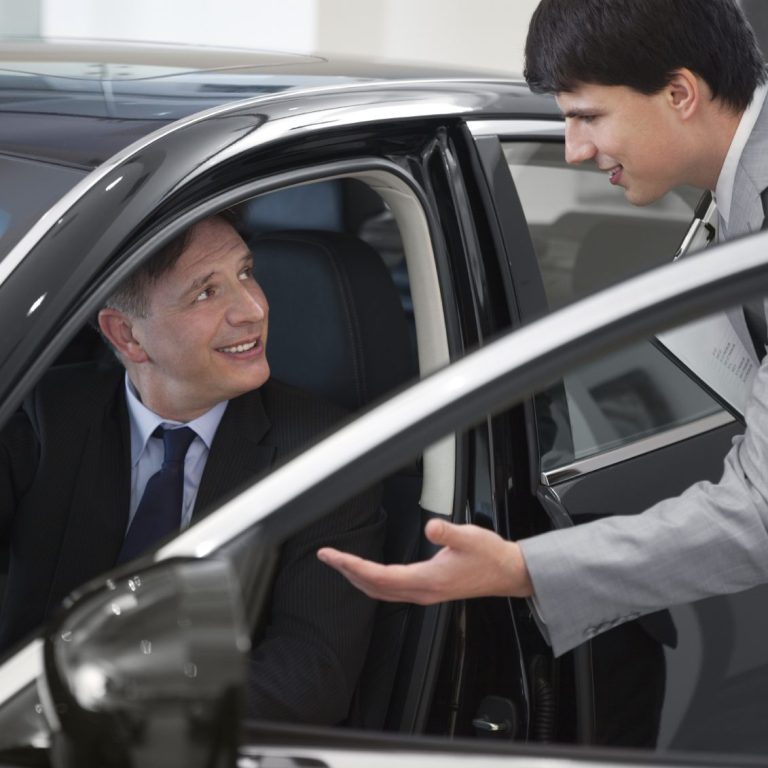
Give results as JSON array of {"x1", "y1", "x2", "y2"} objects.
[
  {"x1": 126, "y1": 371, "x2": 211, "y2": 423},
  {"x1": 703, "y1": 105, "x2": 745, "y2": 191}
]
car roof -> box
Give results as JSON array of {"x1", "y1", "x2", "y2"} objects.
[{"x1": 0, "y1": 38, "x2": 559, "y2": 168}]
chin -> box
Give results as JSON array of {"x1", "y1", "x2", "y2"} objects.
[
  {"x1": 624, "y1": 183, "x2": 668, "y2": 208},
  {"x1": 239, "y1": 366, "x2": 271, "y2": 395}
]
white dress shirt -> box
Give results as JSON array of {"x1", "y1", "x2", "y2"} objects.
[{"x1": 124, "y1": 374, "x2": 227, "y2": 531}]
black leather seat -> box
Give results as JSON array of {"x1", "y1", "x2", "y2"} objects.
[
  {"x1": 250, "y1": 229, "x2": 422, "y2": 728},
  {"x1": 251, "y1": 229, "x2": 416, "y2": 411}
]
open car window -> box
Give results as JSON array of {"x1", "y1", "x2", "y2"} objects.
[
  {"x1": 500, "y1": 140, "x2": 727, "y2": 474},
  {"x1": 0, "y1": 165, "x2": 458, "y2": 740}
]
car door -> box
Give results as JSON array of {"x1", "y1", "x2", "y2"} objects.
[
  {"x1": 466, "y1": 118, "x2": 768, "y2": 755},
  {"x1": 0, "y1": 82, "x2": 543, "y2": 742}
]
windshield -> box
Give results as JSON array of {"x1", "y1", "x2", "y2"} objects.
[{"x1": 0, "y1": 154, "x2": 86, "y2": 261}]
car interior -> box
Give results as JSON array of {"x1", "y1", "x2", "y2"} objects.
[
  {"x1": 0, "y1": 170, "x2": 464, "y2": 733},
  {"x1": 500, "y1": 141, "x2": 726, "y2": 471}
]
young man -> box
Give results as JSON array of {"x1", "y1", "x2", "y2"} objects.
[
  {"x1": 0, "y1": 214, "x2": 384, "y2": 724},
  {"x1": 318, "y1": 0, "x2": 768, "y2": 659}
]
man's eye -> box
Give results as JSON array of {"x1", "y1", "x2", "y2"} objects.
[
  {"x1": 239, "y1": 266, "x2": 254, "y2": 280},
  {"x1": 195, "y1": 287, "x2": 215, "y2": 302}
]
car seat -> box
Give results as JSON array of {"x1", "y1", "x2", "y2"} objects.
[{"x1": 250, "y1": 229, "x2": 422, "y2": 729}]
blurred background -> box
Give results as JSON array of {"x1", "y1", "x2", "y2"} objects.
[
  {"x1": 0, "y1": 0, "x2": 766, "y2": 78},
  {"x1": 0, "y1": 0, "x2": 539, "y2": 75}
]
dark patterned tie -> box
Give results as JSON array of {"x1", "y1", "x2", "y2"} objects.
[{"x1": 117, "y1": 426, "x2": 196, "y2": 564}]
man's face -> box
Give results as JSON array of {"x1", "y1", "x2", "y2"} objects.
[
  {"x1": 557, "y1": 82, "x2": 691, "y2": 206},
  {"x1": 129, "y1": 217, "x2": 270, "y2": 420}
]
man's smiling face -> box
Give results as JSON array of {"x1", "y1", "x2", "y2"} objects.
[
  {"x1": 127, "y1": 216, "x2": 270, "y2": 420},
  {"x1": 557, "y1": 81, "x2": 692, "y2": 206}
]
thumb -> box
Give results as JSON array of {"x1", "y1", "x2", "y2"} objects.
[{"x1": 424, "y1": 518, "x2": 464, "y2": 549}]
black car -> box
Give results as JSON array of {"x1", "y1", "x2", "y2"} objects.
[{"x1": 0, "y1": 39, "x2": 765, "y2": 768}]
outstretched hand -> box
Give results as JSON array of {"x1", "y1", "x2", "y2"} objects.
[{"x1": 317, "y1": 518, "x2": 533, "y2": 604}]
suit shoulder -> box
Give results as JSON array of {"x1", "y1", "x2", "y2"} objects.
[
  {"x1": 260, "y1": 379, "x2": 348, "y2": 442},
  {"x1": 26, "y1": 361, "x2": 123, "y2": 425}
]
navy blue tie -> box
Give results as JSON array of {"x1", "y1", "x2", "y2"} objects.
[{"x1": 117, "y1": 426, "x2": 196, "y2": 564}]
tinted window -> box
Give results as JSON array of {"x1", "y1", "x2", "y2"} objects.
[
  {"x1": 0, "y1": 153, "x2": 86, "y2": 260},
  {"x1": 501, "y1": 141, "x2": 724, "y2": 471}
]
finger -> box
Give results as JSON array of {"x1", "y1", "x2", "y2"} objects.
[
  {"x1": 318, "y1": 548, "x2": 434, "y2": 603},
  {"x1": 423, "y1": 517, "x2": 449, "y2": 545},
  {"x1": 316, "y1": 546, "x2": 360, "y2": 569},
  {"x1": 318, "y1": 548, "x2": 400, "y2": 591},
  {"x1": 424, "y1": 518, "x2": 470, "y2": 549}
]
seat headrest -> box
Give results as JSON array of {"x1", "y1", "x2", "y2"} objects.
[{"x1": 251, "y1": 230, "x2": 416, "y2": 412}]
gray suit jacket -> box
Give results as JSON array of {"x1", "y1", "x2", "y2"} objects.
[{"x1": 520, "y1": 92, "x2": 768, "y2": 657}]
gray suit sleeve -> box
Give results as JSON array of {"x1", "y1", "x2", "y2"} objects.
[{"x1": 519, "y1": 356, "x2": 768, "y2": 657}]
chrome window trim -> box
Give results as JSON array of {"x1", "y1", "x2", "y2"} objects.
[
  {"x1": 466, "y1": 119, "x2": 564, "y2": 138},
  {"x1": 541, "y1": 410, "x2": 735, "y2": 486},
  {"x1": 239, "y1": 744, "x2": 680, "y2": 768}
]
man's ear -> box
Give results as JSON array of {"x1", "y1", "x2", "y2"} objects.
[
  {"x1": 98, "y1": 308, "x2": 148, "y2": 363},
  {"x1": 666, "y1": 68, "x2": 702, "y2": 120}
]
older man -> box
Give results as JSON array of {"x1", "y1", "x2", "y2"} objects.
[{"x1": 0, "y1": 213, "x2": 384, "y2": 724}]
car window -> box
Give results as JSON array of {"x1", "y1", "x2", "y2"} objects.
[
  {"x1": 501, "y1": 141, "x2": 726, "y2": 472},
  {"x1": 0, "y1": 167, "x2": 456, "y2": 735},
  {"x1": 0, "y1": 153, "x2": 87, "y2": 260}
]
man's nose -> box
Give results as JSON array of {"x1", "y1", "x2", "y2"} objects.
[
  {"x1": 564, "y1": 126, "x2": 597, "y2": 165},
  {"x1": 229, "y1": 283, "x2": 266, "y2": 323}
]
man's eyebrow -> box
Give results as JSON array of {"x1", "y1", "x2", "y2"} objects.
[
  {"x1": 189, "y1": 271, "x2": 216, "y2": 293},
  {"x1": 186, "y1": 252, "x2": 253, "y2": 293},
  {"x1": 561, "y1": 107, "x2": 601, "y2": 119}
]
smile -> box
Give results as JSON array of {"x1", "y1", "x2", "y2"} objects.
[
  {"x1": 218, "y1": 338, "x2": 260, "y2": 354},
  {"x1": 607, "y1": 165, "x2": 623, "y2": 185}
]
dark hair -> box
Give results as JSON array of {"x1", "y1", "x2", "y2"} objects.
[
  {"x1": 524, "y1": 0, "x2": 767, "y2": 112},
  {"x1": 104, "y1": 210, "x2": 239, "y2": 318}
]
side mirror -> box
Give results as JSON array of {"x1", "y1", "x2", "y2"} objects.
[{"x1": 41, "y1": 558, "x2": 249, "y2": 768}]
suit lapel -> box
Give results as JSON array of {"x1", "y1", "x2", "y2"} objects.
[
  {"x1": 45, "y1": 373, "x2": 131, "y2": 612},
  {"x1": 728, "y1": 94, "x2": 768, "y2": 239},
  {"x1": 192, "y1": 388, "x2": 275, "y2": 521}
]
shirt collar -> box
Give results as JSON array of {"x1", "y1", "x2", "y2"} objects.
[
  {"x1": 125, "y1": 374, "x2": 228, "y2": 465},
  {"x1": 714, "y1": 82, "x2": 768, "y2": 228}
]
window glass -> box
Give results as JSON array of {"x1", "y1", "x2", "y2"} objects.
[
  {"x1": 0, "y1": 154, "x2": 86, "y2": 261},
  {"x1": 502, "y1": 141, "x2": 724, "y2": 471}
]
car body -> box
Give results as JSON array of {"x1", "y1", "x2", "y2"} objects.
[{"x1": 0, "y1": 38, "x2": 766, "y2": 768}]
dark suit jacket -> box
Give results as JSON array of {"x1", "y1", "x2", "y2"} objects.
[{"x1": 0, "y1": 360, "x2": 385, "y2": 724}]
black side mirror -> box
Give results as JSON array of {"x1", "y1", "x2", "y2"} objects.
[{"x1": 42, "y1": 558, "x2": 248, "y2": 768}]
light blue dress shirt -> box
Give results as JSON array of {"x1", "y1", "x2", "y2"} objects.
[{"x1": 124, "y1": 375, "x2": 227, "y2": 531}]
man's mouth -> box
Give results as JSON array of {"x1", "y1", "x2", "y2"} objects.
[
  {"x1": 607, "y1": 165, "x2": 623, "y2": 185},
  {"x1": 217, "y1": 337, "x2": 262, "y2": 355}
]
